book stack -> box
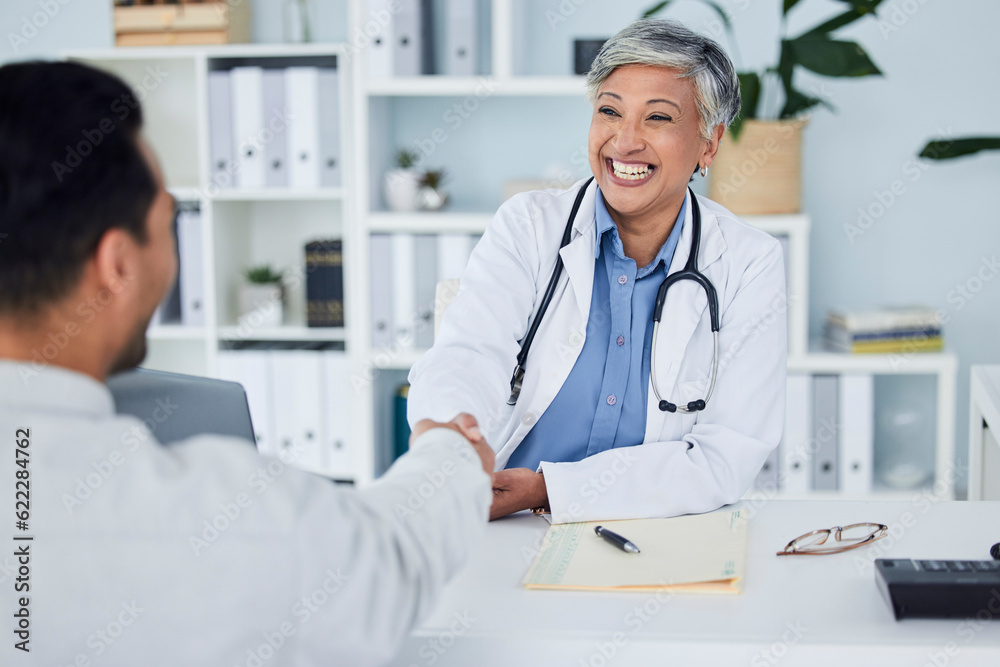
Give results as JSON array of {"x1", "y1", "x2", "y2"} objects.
[{"x1": 825, "y1": 307, "x2": 943, "y2": 354}]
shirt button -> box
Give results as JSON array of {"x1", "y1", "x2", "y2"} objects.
[
  {"x1": 607, "y1": 395, "x2": 617, "y2": 406},
  {"x1": 618, "y1": 275, "x2": 628, "y2": 285},
  {"x1": 616, "y1": 336, "x2": 625, "y2": 346}
]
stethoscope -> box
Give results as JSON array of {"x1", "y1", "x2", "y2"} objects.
[{"x1": 507, "y1": 177, "x2": 721, "y2": 414}]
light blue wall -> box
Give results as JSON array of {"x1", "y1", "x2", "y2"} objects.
[
  {"x1": 2, "y1": 0, "x2": 997, "y2": 489},
  {"x1": 0, "y1": 0, "x2": 112, "y2": 63}
]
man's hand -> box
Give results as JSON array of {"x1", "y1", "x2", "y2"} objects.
[
  {"x1": 490, "y1": 468, "x2": 548, "y2": 521},
  {"x1": 410, "y1": 413, "x2": 495, "y2": 478}
]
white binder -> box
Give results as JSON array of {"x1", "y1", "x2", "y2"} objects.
[
  {"x1": 217, "y1": 351, "x2": 276, "y2": 458},
  {"x1": 370, "y1": 234, "x2": 394, "y2": 349},
  {"x1": 754, "y1": 447, "x2": 779, "y2": 492},
  {"x1": 366, "y1": 0, "x2": 394, "y2": 78},
  {"x1": 270, "y1": 350, "x2": 327, "y2": 474},
  {"x1": 176, "y1": 209, "x2": 205, "y2": 327},
  {"x1": 317, "y1": 67, "x2": 342, "y2": 188},
  {"x1": 780, "y1": 374, "x2": 812, "y2": 494},
  {"x1": 207, "y1": 70, "x2": 234, "y2": 188},
  {"x1": 394, "y1": 0, "x2": 425, "y2": 76},
  {"x1": 414, "y1": 234, "x2": 438, "y2": 349},
  {"x1": 230, "y1": 66, "x2": 266, "y2": 189},
  {"x1": 444, "y1": 0, "x2": 477, "y2": 76},
  {"x1": 838, "y1": 373, "x2": 874, "y2": 495},
  {"x1": 284, "y1": 66, "x2": 321, "y2": 189},
  {"x1": 436, "y1": 233, "x2": 474, "y2": 282},
  {"x1": 391, "y1": 234, "x2": 417, "y2": 349},
  {"x1": 261, "y1": 68, "x2": 288, "y2": 188},
  {"x1": 322, "y1": 350, "x2": 352, "y2": 476}
]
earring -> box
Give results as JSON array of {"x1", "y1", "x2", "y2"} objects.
[{"x1": 700, "y1": 165, "x2": 708, "y2": 178}]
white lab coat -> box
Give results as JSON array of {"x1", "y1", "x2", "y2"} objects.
[
  {"x1": 408, "y1": 179, "x2": 786, "y2": 523},
  {"x1": 0, "y1": 362, "x2": 491, "y2": 666}
]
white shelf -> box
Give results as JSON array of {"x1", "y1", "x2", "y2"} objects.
[
  {"x1": 212, "y1": 188, "x2": 346, "y2": 202},
  {"x1": 368, "y1": 211, "x2": 491, "y2": 234},
  {"x1": 148, "y1": 325, "x2": 208, "y2": 341},
  {"x1": 365, "y1": 76, "x2": 587, "y2": 97},
  {"x1": 217, "y1": 326, "x2": 347, "y2": 342},
  {"x1": 64, "y1": 43, "x2": 346, "y2": 61},
  {"x1": 368, "y1": 349, "x2": 427, "y2": 370},
  {"x1": 168, "y1": 186, "x2": 205, "y2": 202},
  {"x1": 789, "y1": 348, "x2": 958, "y2": 374}
]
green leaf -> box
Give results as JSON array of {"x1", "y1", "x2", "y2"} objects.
[
  {"x1": 730, "y1": 72, "x2": 760, "y2": 140},
  {"x1": 803, "y1": 9, "x2": 867, "y2": 36},
  {"x1": 641, "y1": 1, "x2": 672, "y2": 18},
  {"x1": 833, "y1": 0, "x2": 885, "y2": 14},
  {"x1": 783, "y1": 0, "x2": 804, "y2": 15},
  {"x1": 919, "y1": 137, "x2": 1000, "y2": 160},
  {"x1": 780, "y1": 86, "x2": 833, "y2": 120},
  {"x1": 787, "y1": 36, "x2": 882, "y2": 77},
  {"x1": 641, "y1": 0, "x2": 730, "y2": 28}
]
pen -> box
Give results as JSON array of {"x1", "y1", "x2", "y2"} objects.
[{"x1": 594, "y1": 526, "x2": 641, "y2": 554}]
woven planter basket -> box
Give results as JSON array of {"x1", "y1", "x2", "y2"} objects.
[{"x1": 708, "y1": 119, "x2": 807, "y2": 215}]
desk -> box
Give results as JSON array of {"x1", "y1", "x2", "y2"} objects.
[
  {"x1": 388, "y1": 501, "x2": 1000, "y2": 666},
  {"x1": 970, "y1": 366, "x2": 1000, "y2": 501}
]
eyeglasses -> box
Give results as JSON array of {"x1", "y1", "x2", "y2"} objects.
[{"x1": 777, "y1": 522, "x2": 888, "y2": 556}]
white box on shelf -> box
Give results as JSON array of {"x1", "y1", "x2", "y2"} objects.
[
  {"x1": 270, "y1": 350, "x2": 328, "y2": 474},
  {"x1": 284, "y1": 66, "x2": 321, "y2": 189},
  {"x1": 322, "y1": 350, "x2": 353, "y2": 476},
  {"x1": 217, "y1": 350, "x2": 275, "y2": 457},
  {"x1": 317, "y1": 67, "x2": 342, "y2": 188},
  {"x1": 780, "y1": 374, "x2": 812, "y2": 494},
  {"x1": 838, "y1": 373, "x2": 874, "y2": 495},
  {"x1": 230, "y1": 66, "x2": 266, "y2": 189},
  {"x1": 391, "y1": 233, "x2": 417, "y2": 350},
  {"x1": 176, "y1": 208, "x2": 205, "y2": 327}
]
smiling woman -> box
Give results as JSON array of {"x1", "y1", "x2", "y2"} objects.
[{"x1": 407, "y1": 18, "x2": 788, "y2": 524}]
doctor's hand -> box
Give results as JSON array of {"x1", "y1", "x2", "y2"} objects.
[
  {"x1": 489, "y1": 468, "x2": 549, "y2": 521},
  {"x1": 411, "y1": 413, "x2": 495, "y2": 478}
]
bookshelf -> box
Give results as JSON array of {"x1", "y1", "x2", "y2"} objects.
[{"x1": 66, "y1": 0, "x2": 957, "y2": 498}]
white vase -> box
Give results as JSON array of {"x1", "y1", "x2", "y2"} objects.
[
  {"x1": 417, "y1": 186, "x2": 449, "y2": 211},
  {"x1": 383, "y1": 169, "x2": 421, "y2": 212},
  {"x1": 238, "y1": 283, "x2": 284, "y2": 329}
]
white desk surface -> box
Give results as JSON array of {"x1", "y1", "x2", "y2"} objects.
[{"x1": 388, "y1": 500, "x2": 1000, "y2": 666}]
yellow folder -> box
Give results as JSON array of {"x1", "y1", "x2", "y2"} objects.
[{"x1": 522, "y1": 508, "x2": 747, "y2": 594}]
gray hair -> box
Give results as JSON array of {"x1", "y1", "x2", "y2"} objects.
[{"x1": 586, "y1": 18, "x2": 740, "y2": 142}]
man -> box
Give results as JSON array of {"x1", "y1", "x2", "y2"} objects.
[{"x1": 0, "y1": 61, "x2": 493, "y2": 665}]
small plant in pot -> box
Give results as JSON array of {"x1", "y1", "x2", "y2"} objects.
[
  {"x1": 239, "y1": 264, "x2": 284, "y2": 329},
  {"x1": 417, "y1": 168, "x2": 449, "y2": 211},
  {"x1": 642, "y1": 0, "x2": 885, "y2": 214},
  {"x1": 384, "y1": 149, "x2": 422, "y2": 212}
]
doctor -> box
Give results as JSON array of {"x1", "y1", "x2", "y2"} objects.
[{"x1": 408, "y1": 18, "x2": 787, "y2": 523}]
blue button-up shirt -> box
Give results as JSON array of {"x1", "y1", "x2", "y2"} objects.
[{"x1": 505, "y1": 188, "x2": 686, "y2": 471}]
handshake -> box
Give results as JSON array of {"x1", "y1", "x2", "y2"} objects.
[{"x1": 410, "y1": 414, "x2": 549, "y2": 521}]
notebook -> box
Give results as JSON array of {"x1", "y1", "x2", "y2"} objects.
[{"x1": 522, "y1": 508, "x2": 748, "y2": 594}]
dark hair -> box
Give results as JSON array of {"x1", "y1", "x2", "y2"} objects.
[{"x1": 0, "y1": 61, "x2": 157, "y2": 314}]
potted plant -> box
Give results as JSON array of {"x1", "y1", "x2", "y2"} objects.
[
  {"x1": 417, "y1": 168, "x2": 449, "y2": 211},
  {"x1": 642, "y1": 0, "x2": 884, "y2": 214},
  {"x1": 384, "y1": 149, "x2": 422, "y2": 212},
  {"x1": 239, "y1": 264, "x2": 284, "y2": 329}
]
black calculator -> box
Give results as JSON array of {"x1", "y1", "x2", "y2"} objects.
[{"x1": 875, "y1": 558, "x2": 1000, "y2": 620}]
